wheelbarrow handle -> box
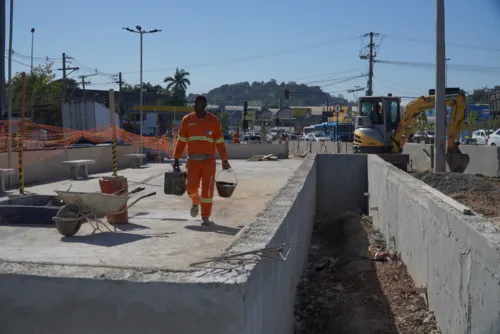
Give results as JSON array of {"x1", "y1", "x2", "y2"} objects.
[
  {"x1": 129, "y1": 187, "x2": 145, "y2": 195},
  {"x1": 126, "y1": 192, "x2": 157, "y2": 210}
]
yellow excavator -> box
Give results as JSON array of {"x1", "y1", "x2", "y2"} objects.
[{"x1": 352, "y1": 88, "x2": 470, "y2": 172}]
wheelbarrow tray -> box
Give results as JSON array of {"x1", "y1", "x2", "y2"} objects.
[{"x1": 54, "y1": 191, "x2": 131, "y2": 216}]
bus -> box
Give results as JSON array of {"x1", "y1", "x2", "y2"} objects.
[
  {"x1": 327, "y1": 121, "x2": 354, "y2": 141},
  {"x1": 304, "y1": 122, "x2": 354, "y2": 141}
]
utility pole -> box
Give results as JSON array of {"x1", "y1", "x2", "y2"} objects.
[
  {"x1": 359, "y1": 32, "x2": 380, "y2": 96},
  {"x1": 6, "y1": 0, "x2": 13, "y2": 177},
  {"x1": 118, "y1": 72, "x2": 123, "y2": 104},
  {"x1": 0, "y1": 0, "x2": 5, "y2": 116},
  {"x1": 445, "y1": 58, "x2": 450, "y2": 87},
  {"x1": 57, "y1": 53, "x2": 79, "y2": 101},
  {"x1": 434, "y1": 0, "x2": 447, "y2": 173},
  {"x1": 78, "y1": 74, "x2": 93, "y2": 97},
  {"x1": 122, "y1": 26, "x2": 161, "y2": 154}
]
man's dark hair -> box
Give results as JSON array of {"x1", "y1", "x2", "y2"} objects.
[{"x1": 195, "y1": 95, "x2": 207, "y2": 103}]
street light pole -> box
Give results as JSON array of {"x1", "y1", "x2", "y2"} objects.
[
  {"x1": 122, "y1": 26, "x2": 161, "y2": 154},
  {"x1": 7, "y1": 0, "x2": 13, "y2": 176},
  {"x1": 30, "y1": 28, "x2": 35, "y2": 75},
  {"x1": 434, "y1": 0, "x2": 447, "y2": 173}
]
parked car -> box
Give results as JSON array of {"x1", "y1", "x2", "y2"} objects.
[
  {"x1": 243, "y1": 135, "x2": 261, "y2": 144},
  {"x1": 472, "y1": 129, "x2": 494, "y2": 145},
  {"x1": 412, "y1": 131, "x2": 435, "y2": 144},
  {"x1": 487, "y1": 128, "x2": 500, "y2": 146}
]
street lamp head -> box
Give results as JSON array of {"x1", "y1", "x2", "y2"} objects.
[
  {"x1": 135, "y1": 25, "x2": 142, "y2": 31},
  {"x1": 31, "y1": 28, "x2": 35, "y2": 33}
]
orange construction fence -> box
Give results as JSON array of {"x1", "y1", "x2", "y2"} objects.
[{"x1": 0, "y1": 120, "x2": 186, "y2": 169}]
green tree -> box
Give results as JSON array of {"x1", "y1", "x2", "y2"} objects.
[
  {"x1": 163, "y1": 68, "x2": 190, "y2": 91},
  {"x1": 466, "y1": 111, "x2": 478, "y2": 136},
  {"x1": 3, "y1": 62, "x2": 63, "y2": 123}
]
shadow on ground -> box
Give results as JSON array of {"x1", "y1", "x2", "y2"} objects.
[
  {"x1": 184, "y1": 224, "x2": 242, "y2": 236},
  {"x1": 61, "y1": 232, "x2": 150, "y2": 247}
]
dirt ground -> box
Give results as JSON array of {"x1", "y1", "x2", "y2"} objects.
[
  {"x1": 294, "y1": 213, "x2": 440, "y2": 334},
  {"x1": 411, "y1": 171, "x2": 500, "y2": 221}
]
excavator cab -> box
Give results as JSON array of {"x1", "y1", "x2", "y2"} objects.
[
  {"x1": 353, "y1": 89, "x2": 470, "y2": 173},
  {"x1": 353, "y1": 95, "x2": 401, "y2": 153}
]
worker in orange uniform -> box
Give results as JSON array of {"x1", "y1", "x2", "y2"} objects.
[
  {"x1": 233, "y1": 129, "x2": 240, "y2": 143},
  {"x1": 173, "y1": 95, "x2": 231, "y2": 226}
]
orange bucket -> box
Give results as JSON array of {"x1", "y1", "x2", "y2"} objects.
[{"x1": 99, "y1": 176, "x2": 129, "y2": 224}]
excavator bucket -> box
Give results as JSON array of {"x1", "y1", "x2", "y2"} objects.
[{"x1": 446, "y1": 143, "x2": 470, "y2": 173}]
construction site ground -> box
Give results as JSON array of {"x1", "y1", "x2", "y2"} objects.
[
  {"x1": 0, "y1": 159, "x2": 302, "y2": 272},
  {"x1": 411, "y1": 171, "x2": 500, "y2": 224},
  {"x1": 295, "y1": 213, "x2": 440, "y2": 334}
]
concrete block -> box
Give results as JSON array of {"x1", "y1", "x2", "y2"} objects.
[
  {"x1": 316, "y1": 154, "x2": 368, "y2": 216},
  {"x1": 368, "y1": 154, "x2": 500, "y2": 333}
]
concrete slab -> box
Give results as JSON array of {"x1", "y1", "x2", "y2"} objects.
[{"x1": 0, "y1": 159, "x2": 302, "y2": 272}]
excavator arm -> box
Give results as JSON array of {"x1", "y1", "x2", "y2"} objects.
[
  {"x1": 391, "y1": 92, "x2": 469, "y2": 172},
  {"x1": 391, "y1": 93, "x2": 466, "y2": 153}
]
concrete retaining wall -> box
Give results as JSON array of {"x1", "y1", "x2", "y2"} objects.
[
  {"x1": 368, "y1": 154, "x2": 500, "y2": 333},
  {"x1": 316, "y1": 154, "x2": 367, "y2": 216},
  {"x1": 404, "y1": 143, "x2": 500, "y2": 177},
  {"x1": 224, "y1": 154, "x2": 317, "y2": 334},
  {"x1": 0, "y1": 155, "x2": 317, "y2": 334},
  {"x1": 0, "y1": 146, "x2": 137, "y2": 186},
  {"x1": 217, "y1": 143, "x2": 289, "y2": 159},
  {"x1": 288, "y1": 140, "x2": 352, "y2": 155},
  {"x1": 0, "y1": 274, "x2": 243, "y2": 334}
]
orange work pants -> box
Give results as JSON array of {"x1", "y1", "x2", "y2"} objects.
[{"x1": 186, "y1": 158, "x2": 217, "y2": 218}]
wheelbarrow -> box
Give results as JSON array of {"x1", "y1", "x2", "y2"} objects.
[{"x1": 52, "y1": 187, "x2": 156, "y2": 237}]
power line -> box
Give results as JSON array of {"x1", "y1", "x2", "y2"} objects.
[
  {"x1": 319, "y1": 74, "x2": 367, "y2": 89},
  {"x1": 383, "y1": 34, "x2": 500, "y2": 53},
  {"x1": 4, "y1": 49, "x2": 61, "y2": 61},
  {"x1": 120, "y1": 35, "x2": 362, "y2": 75},
  {"x1": 375, "y1": 59, "x2": 500, "y2": 73},
  {"x1": 4, "y1": 54, "x2": 30, "y2": 67}
]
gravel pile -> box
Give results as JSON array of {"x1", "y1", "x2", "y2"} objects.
[{"x1": 412, "y1": 172, "x2": 500, "y2": 195}]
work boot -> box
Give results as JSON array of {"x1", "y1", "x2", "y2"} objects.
[
  {"x1": 201, "y1": 217, "x2": 213, "y2": 226},
  {"x1": 190, "y1": 205, "x2": 199, "y2": 218}
]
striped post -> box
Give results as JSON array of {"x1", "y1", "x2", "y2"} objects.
[
  {"x1": 19, "y1": 73, "x2": 26, "y2": 194},
  {"x1": 109, "y1": 89, "x2": 118, "y2": 176}
]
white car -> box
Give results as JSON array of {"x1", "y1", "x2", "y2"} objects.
[
  {"x1": 472, "y1": 129, "x2": 494, "y2": 145},
  {"x1": 301, "y1": 133, "x2": 328, "y2": 142},
  {"x1": 487, "y1": 128, "x2": 500, "y2": 146}
]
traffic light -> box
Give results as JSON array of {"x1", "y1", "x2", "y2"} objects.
[
  {"x1": 243, "y1": 101, "x2": 248, "y2": 117},
  {"x1": 284, "y1": 88, "x2": 290, "y2": 100}
]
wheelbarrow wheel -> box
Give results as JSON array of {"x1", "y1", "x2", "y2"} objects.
[{"x1": 55, "y1": 205, "x2": 83, "y2": 237}]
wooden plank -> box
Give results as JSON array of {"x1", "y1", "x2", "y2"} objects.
[{"x1": 421, "y1": 184, "x2": 472, "y2": 215}]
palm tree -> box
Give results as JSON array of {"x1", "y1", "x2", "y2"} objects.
[{"x1": 163, "y1": 68, "x2": 191, "y2": 91}]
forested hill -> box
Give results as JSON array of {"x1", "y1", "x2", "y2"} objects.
[{"x1": 187, "y1": 79, "x2": 348, "y2": 107}]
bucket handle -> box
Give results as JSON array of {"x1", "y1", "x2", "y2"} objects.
[{"x1": 216, "y1": 169, "x2": 238, "y2": 185}]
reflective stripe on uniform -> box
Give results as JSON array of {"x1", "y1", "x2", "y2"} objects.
[
  {"x1": 178, "y1": 135, "x2": 187, "y2": 142},
  {"x1": 187, "y1": 136, "x2": 215, "y2": 143},
  {"x1": 189, "y1": 193, "x2": 198, "y2": 198},
  {"x1": 200, "y1": 197, "x2": 213, "y2": 203},
  {"x1": 188, "y1": 154, "x2": 215, "y2": 160},
  {"x1": 215, "y1": 138, "x2": 224, "y2": 144}
]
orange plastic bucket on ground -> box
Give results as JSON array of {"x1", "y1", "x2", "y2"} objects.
[{"x1": 99, "y1": 176, "x2": 129, "y2": 224}]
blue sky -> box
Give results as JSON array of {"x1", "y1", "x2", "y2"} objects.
[{"x1": 5, "y1": 0, "x2": 500, "y2": 101}]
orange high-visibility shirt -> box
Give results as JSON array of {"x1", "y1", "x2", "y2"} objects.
[
  {"x1": 233, "y1": 133, "x2": 240, "y2": 143},
  {"x1": 173, "y1": 112, "x2": 229, "y2": 161}
]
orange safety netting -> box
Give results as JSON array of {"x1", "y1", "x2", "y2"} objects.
[{"x1": 0, "y1": 120, "x2": 183, "y2": 168}]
